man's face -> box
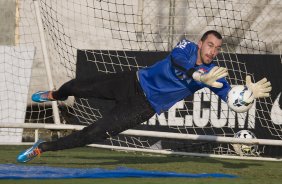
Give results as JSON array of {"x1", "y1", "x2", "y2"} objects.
[{"x1": 198, "y1": 34, "x2": 222, "y2": 65}]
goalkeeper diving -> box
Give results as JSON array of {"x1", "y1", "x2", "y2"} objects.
[{"x1": 17, "y1": 30, "x2": 272, "y2": 163}]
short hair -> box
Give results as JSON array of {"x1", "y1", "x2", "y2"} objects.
[{"x1": 200, "y1": 30, "x2": 222, "y2": 42}]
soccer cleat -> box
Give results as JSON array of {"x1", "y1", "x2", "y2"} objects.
[
  {"x1": 32, "y1": 91, "x2": 54, "y2": 103},
  {"x1": 17, "y1": 140, "x2": 44, "y2": 163}
]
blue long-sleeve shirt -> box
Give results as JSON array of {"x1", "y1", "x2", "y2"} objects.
[{"x1": 137, "y1": 39, "x2": 231, "y2": 114}]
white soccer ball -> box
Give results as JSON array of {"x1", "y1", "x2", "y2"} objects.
[
  {"x1": 232, "y1": 130, "x2": 258, "y2": 156},
  {"x1": 227, "y1": 85, "x2": 254, "y2": 113}
]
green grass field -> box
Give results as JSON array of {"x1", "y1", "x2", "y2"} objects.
[{"x1": 0, "y1": 145, "x2": 281, "y2": 184}]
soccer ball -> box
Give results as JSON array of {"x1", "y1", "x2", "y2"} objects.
[
  {"x1": 227, "y1": 85, "x2": 254, "y2": 113},
  {"x1": 232, "y1": 130, "x2": 258, "y2": 156}
]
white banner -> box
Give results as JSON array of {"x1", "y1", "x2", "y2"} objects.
[{"x1": 0, "y1": 46, "x2": 35, "y2": 142}]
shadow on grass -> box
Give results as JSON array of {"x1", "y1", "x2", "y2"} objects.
[
  {"x1": 6, "y1": 146, "x2": 262, "y2": 170},
  {"x1": 38, "y1": 150, "x2": 262, "y2": 169}
]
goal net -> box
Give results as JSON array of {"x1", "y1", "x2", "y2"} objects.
[{"x1": 1, "y1": 0, "x2": 282, "y2": 159}]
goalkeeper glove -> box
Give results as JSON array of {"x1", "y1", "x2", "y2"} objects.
[
  {"x1": 245, "y1": 75, "x2": 272, "y2": 99},
  {"x1": 192, "y1": 66, "x2": 228, "y2": 88}
]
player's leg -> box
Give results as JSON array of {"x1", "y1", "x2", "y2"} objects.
[
  {"x1": 17, "y1": 94, "x2": 154, "y2": 162},
  {"x1": 38, "y1": 94, "x2": 155, "y2": 152},
  {"x1": 32, "y1": 72, "x2": 137, "y2": 102},
  {"x1": 18, "y1": 82, "x2": 154, "y2": 163}
]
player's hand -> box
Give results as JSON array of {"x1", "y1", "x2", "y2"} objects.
[
  {"x1": 245, "y1": 75, "x2": 272, "y2": 98},
  {"x1": 193, "y1": 66, "x2": 228, "y2": 88}
]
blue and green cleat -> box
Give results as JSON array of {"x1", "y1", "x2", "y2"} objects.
[
  {"x1": 31, "y1": 91, "x2": 54, "y2": 103},
  {"x1": 17, "y1": 140, "x2": 44, "y2": 163}
]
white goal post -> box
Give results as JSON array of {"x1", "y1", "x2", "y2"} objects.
[{"x1": 0, "y1": 0, "x2": 282, "y2": 160}]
